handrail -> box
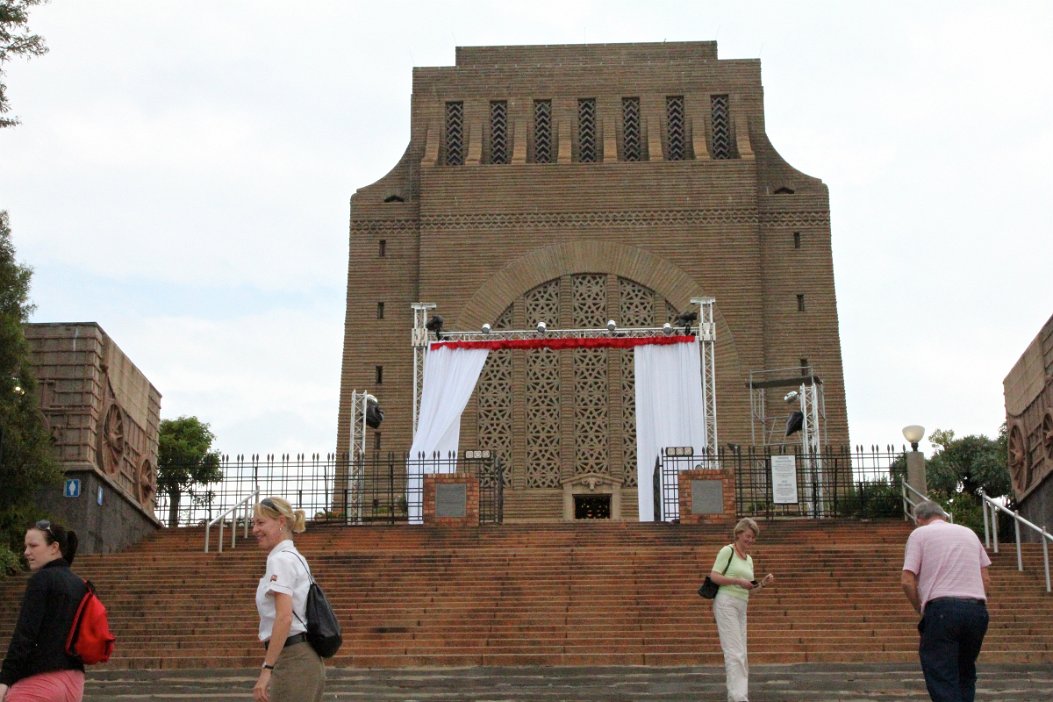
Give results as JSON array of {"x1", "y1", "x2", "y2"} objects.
[
  {"x1": 900, "y1": 479, "x2": 954, "y2": 524},
  {"x1": 979, "y1": 488, "x2": 1052, "y2": 593},
  {"x1": 204, "y1": 487, "x2": 259, "y2": 553}
]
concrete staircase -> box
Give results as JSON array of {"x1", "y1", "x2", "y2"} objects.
[{"x1": 2, "y1": 520, "x2": 1051, "y2": 670}]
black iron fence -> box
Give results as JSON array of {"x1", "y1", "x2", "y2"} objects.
[
  {"x1": 155, "y1": 452, "x2": 505, "y2": 528},
  {"x1": 158, "y1": 445, "x2": 906, "y2": 528},
  {"x1": 656, "y1": 445, "x2": 907, "y2": 521}
]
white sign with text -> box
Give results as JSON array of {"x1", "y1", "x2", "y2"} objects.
[{"x1": 771, "y1": 455, "x2": 799, "y2": 504}]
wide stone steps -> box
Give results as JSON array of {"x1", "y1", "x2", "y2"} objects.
[
  {"x1": 74, "y1": 663, "x2": 1053, "y2": 701},
  {"x1": 2, "y1": 519, "x2": 1052, "y2": 669}
]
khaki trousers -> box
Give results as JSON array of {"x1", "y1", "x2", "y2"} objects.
[{"x1": 270, "y1": 642, "x2": 325, "y2": 702}]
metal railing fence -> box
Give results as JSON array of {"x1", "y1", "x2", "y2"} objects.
[
  {"x1": 204, "y1": 487, "x2": 258, "y2": 553},
  {"x1": 655, "y1": 444, "x2": 909, "y2": 521},
  {"x1": 156, "y1": 452, "x2": 504, "y2": 528},
  {"x1": 900, "y1": 480, "x2": 954, "y2": 524},
  {"x1": 979, "y1": 488, "x2": 1053, "y2": 593},
  {"x1": 159, "y1": 446, "x2": 910, "y2": 528}
]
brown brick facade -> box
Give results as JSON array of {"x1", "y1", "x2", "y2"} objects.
[{"x1": 337, "y1": 42, "x2": 848, "y2": 521}]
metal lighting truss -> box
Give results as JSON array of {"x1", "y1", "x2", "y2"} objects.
[
  {"x1": 409, "y1": 297, "x2": 718, "y2": 457},
  {"x1": 747, "y1": 366, "x2": 827, "y2": 514},
  {"x1": 410, "y1": 302, "x2": 437, "y2": 435},
  {"x1": 347, "y1": 389, "x2": 377, "y2": 523}
]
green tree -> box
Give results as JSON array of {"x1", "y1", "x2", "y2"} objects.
[
  {"x1": 0, "y1": 210, "x2": 61, "y2": 573},
  {"x1": 927, "y1": 426, "x2": 1010, "y2": 500},
  {"x1": 158, "y1": 416, "x2": 222, "y2": 527},
  {"x1": 925, "y1": 425, "x2": 1012, "y2": 536},
  {"x1": 1, "y1": 0, "x2": 49, "y2": 128}
]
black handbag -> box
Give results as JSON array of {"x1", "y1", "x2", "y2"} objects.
[
  {"x1": 698, "y1": 545, "x2": 734, "y2": 599},
  {"x1": 291, "y1": 553, "x2": 343, "y2": 658}
]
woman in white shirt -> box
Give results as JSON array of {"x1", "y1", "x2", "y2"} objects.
[
  {"x1": 251, "y1": 497, "x2": 324, "y2": 702},
  {"x1": 708, "y1": 518, "x2": 775, "y2": 702}
]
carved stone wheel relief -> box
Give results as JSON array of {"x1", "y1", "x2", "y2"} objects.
[
  {"x1": 1043, "y1": 411, "x2": 1053, "y2": 460},
  {"x1": 97, "y1": 402, "x2": 125, "y2": 476},
  {"x1": 1007, "y1": 422, "x2": 1030, "y2": 493},
  {"x1": 138, "y1": 458, "x2": 157, "y2": 507}
]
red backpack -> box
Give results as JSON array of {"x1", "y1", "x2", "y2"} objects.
[{"x1": 65, "y1": 580, "x2": 116, "y2": 664}]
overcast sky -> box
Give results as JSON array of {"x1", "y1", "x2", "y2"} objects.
[{"x1": 2, "y1": 0, "x2": 1050, "y2": 456}]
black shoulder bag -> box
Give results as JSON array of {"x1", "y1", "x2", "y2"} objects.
[
  {"x1": 290, "y1": 552, "x2": 343, "y2": 658},
  {"x1": 698, "y1": 545, "x2": 734, "y2": 599}
]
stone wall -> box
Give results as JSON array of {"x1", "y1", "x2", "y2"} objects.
[
  {"x1": 1004, "y1": 313, "x2": 1053, "y2": 534},
  {"x1": 25, "y1": 322, "x2": 162, "y2": 553}
]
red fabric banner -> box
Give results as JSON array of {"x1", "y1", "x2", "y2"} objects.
[{"x1": 430, "y1": 335, "x2": 697, "y2": 351}]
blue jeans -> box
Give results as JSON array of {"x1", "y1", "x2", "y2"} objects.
[{"x1": 918, "y1": 597, "x2": 989, "y2": 702}]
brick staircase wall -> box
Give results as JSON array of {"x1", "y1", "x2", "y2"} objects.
[{"x1": 1, "y1": 520, "x2": 1051, "y2": 669}]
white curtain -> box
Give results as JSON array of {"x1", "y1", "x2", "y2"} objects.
[
  {"x1": 633, "y1": 340, "x2": 708, "y2": 521},
  {"x1": 407, "y1": 345, "x2": 490, "y2": 523}
]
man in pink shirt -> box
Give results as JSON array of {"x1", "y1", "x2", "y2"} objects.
[{"x1": 901, "y1": 501, "x2": 991, "y2": 702}]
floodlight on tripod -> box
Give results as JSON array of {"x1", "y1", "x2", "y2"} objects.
[
  {"x1": 673, "y1": 310, "x2": 698, "y2": 335},
  {"x1": 425, "y1": 315, "x2": 444, "y2": 340},
  {"x1": 784, "y1": 390, "x2": 802, "y2": 436},
  {"x1": 365, "y1": 396, "x2": 384, "y2": 429}
]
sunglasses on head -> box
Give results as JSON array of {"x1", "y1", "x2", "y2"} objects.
[
  {"x1": 260, "y1": 498, "x2": 278, "y2": 511},
  {"x1": 35, "y1": 519, "x2": 54, "y2": 537}
]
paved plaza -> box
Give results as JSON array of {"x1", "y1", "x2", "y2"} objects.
[{"x1": 83, "y1": 663, "x2": 1053, "y2": 701}]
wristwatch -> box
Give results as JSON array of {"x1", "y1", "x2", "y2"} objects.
[{"x1": 262, "y1": 663, "x2": 275, "y2": 670}]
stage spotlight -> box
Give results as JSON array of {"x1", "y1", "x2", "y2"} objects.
[
  {"x1": 426, "y1": 315, "x2": 445, "y2": 340},
  {"x1": 784, "y1": 390, "x2": 799, "y2": 404},
  {"x1": 481, "y1": 323, "x2": 492, "y2": 335},
  {"x1": 662, "y1": 322, "x2": 673, "y2": 335},
  {"x1": 673, "y1": 310, "x2": 698, "y2": 335},
  {"x1": 366, "y1": 398, "x2": 384, "y2": 428},
  {"x1": 785, "y1": 410, "x2": 804, "y2": 436},
  {"x1": 536, "y1": 321, "x2": 547, "y2": 334},
  {"x1": 606, "y1": 320, "x2": 616, "y2": 333}
]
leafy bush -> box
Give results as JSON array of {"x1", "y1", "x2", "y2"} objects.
[
  {"x1": 0, "y1": 544, "x2": 21, "y2": 576},
  {"x1": 838, "y1": 479, "x2": 904, "y2": 520}
]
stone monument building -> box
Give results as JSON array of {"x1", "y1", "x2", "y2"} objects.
[
  {"x1": 336, "y1": 41, "x2": 849, "y2": 521},
  {"x1": 1004, "y1": 313, "x2": 1053, "y2": 532},
  {"x1": 25, "y1": 322, "x2": 161, "y2": 552}
]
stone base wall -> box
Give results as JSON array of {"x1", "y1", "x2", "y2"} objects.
[
  {"x1": 36, "y1": 469, "x2": 160, "y2": 555},
  {"x1": 1019, "y1": 481, "x2": 1053, "y2": 543}
]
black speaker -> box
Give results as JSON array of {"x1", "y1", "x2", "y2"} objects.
[{"x1": 785, "y1": 410, "x2": 804, "y2": 436}]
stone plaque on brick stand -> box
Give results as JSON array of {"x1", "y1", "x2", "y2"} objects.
[
  {"x1": 436, "y1": 483, "x2": 467, "y2": 518},
  {"x1": 423, "y1": 474, "x2": 480, "y2": 526},
  {"x1": 678, "y1": 467, "x2": 735, "y2": 525}
]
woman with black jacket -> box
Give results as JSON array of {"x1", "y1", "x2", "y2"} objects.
[{"x1": 0, "y1": 520, "x2": 88, "y2": 702}]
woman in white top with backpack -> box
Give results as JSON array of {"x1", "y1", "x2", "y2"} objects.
[
  {"x1": 252, "y1": 497, "x2": 324, "y2": 702},
  {"x1": 708, "y1": 518, "x2": 775, "y2": 702}
]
